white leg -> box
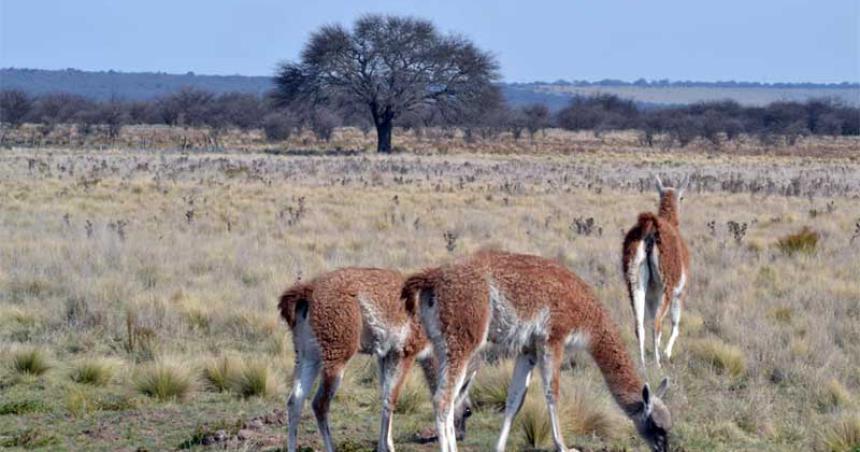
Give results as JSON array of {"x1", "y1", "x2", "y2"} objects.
[
  {"x1": 664, "y1": 297, "x2": 683, "y2": 359},
  {"x1": 633, "y1": 281, "x2": 647, "y2": 368},
  {"x1": 313, "y1": 367, "x2": 344, "y2": 452},
  {"x1": 495, "y1": 353, "x2": 536, "y2": 452},
  {"x1": 538, "y1": 352, "x2": 566, "y2": 452},
  {"x1": 653, "y1": 326, "x2": 662, "y2": 368},
  {"x1": 377, "y1": 354, "x2": 402, "y2": 452},
  {"x1": 287, "y1": 358, "x2": 321, "y2": 452},
  {"x1": 446, "y1": 368, "x2": 470, "y2": 452}
]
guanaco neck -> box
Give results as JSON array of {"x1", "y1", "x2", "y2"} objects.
[
  {"x1": 585, "y1": 310, "x2": 645, "y2": 416},
  {"x1": 657, "y1": 191, "x2": 680, "y2": 227}
]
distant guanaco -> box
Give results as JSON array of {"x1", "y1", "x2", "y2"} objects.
[{"x1": 623, "y1": 175, "x2": 691, "y2": 367}]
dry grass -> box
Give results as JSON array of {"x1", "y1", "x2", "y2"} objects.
[
  {"x1": 817, "y1": 414, "x2": 860, "y2": 452},
  {"x1": 69, "y1": 357, "x2": 118, "y2": 386},
  {"x1": 688, "y1": 338, "x2": 747, "y2": 378},
  {"x1": 776, "y1": 226, "x2": 821, "y2": 255},
  {"x1": 133, "y1": 361, "x2": 196, "y2": 401},
  {"x1": 227, "y1": 359, "x2": 278, "y2": 399},
  {"x1": 1, "y1": 145, "x2": 858, "y2": 450},
  {"x1": 201, "y1": 355, "x2": 242, "y2": 392},
  {"x1": 471, "y1": 361, "x2": 513, "y2": 412}
]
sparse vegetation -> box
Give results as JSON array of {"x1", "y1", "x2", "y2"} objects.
[{"x1": 0, "y1": 146, "x2": 858, "y2": 450}]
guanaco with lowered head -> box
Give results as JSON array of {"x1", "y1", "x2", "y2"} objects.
[{"x1": 403, "y1": 250, "x2": 672, "y2": 452}]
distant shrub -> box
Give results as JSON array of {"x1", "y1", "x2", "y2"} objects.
[
  {"x1": 689, "y1": 338, "x2": 746, "y2": 378},
  {"x1": 777, "y1": 227, "x2": 820, "y2": 255},
  {"x1": 11, "y1": 348, "x2": 51, "y2": 376},
  {"x1": 262, "y1": 112, "x2": 297, "y2": 142},
  {"x1": 134, "y1": 361, "x2": 195, "y2": 401}
]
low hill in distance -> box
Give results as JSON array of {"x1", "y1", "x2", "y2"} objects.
[{"x1": 1, "y1": 68, "x2": 858, "y2": 109}]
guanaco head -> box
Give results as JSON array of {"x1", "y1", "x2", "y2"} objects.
[
  {"x1": 454, "y1": 394, "x2": 473, "y2": 440},
  {"x1": 632, "y1": 378, "x2": 672, "y2": 452},
  {"x1": 655, "y1": 175, "x2": 689, "y2": 225},
  {"x1": 655, "y1": 174, "x2": 689, "y2": 202}
]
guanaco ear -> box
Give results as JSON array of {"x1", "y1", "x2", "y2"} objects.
[
  {"x1": 678, "y1": 175, "x2": 690, "y2": 198},
  {"x1": 642, "y1": 383, "x2": 653, "y2": 415},
  {"x1": 654, "y1": 175, "x2": 665, "y2": 194},
  {"x1": 656, "y1": 377, "x2": 670, "y2": 398}
]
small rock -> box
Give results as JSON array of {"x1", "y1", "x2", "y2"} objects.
[
  {"x1": 770, "y1": 368, "x2": 786, "y2": 384},
  {"x1": 237, "y1": 429, "x2": 255, "y2": 441},
  {"x1": 213, "y1": 430, "x2": 229, "y2": 442},
  {"x1": 247, "y1": 419, "x2": 264, "y2": 430}
]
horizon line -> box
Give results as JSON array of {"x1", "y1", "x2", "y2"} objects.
[{"x1": 2, "y1": 66, "x2": 857, "y2": 88}]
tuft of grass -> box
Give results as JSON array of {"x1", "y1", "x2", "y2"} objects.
[
  {"x1": 69, "y1": 357, "x2": 117, "y2": 386},
  {"x1": 11, "y1": 348, "x2": 51, "y2": 376},
  {"x1": 689, "y1": 338, "x2": 746, "y2": 378},
  {"x1": 816, "y1": 414, "x2": 860, "y2": 452},
  {"x1": 776, "y1": 226, "x2": 820, "y2": 256},
  {"x1": 517, "y1": 395, "x2": 551, "y2": 448},
  {"x1": 394, "y1": 370, "x2": 428, "y2": 414},
  {"x1": 471, "y1": 361, "x2": 512, "y2": 412},
  {"x1": 769, "y1": 307, "x2": 794, "y2": 325},
  {"x1": 133, "y1": 361, "x2": 196, "y2": 401},
  {"x1": 228, "y1": 359, "x2": 277, "y2": 398},
  {"x1": 202, "y1": 355, "x2": 242, "y2": 392},
  {"x1": 562, "y1": 387, "x2": 626, "y2": 440},
  {"x1": 818, "y1": 379, "x2": 854, "y2": 413},
  {"x1": 65, "y1": 386, "x2": 96, "y2": 417}
]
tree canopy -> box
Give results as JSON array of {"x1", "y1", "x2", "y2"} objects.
[{"x1": 272, "y1": 14, "x2": 500, "y2": 152}]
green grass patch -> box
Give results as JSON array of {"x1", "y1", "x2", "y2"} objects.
[{"x1": 0, "y1": 398, "x2": 49, "y2": 415}]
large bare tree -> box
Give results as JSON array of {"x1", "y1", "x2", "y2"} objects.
[{"x1": 272, "y1": 15, "x2": 499, "y2": 153}]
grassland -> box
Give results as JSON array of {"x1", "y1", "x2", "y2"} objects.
[{"x1": 1, "y1": 141, "x2": 859, "y2": 451}]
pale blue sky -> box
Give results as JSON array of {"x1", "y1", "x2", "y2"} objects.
[{"x1": 1, "y1": 0, "x2": 857, "y2": 83}]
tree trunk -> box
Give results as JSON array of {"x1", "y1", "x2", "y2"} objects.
[{"x1": 376, "y1": 118, "x2": 393, "y2": 153}]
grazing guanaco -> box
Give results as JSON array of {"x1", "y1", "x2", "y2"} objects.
[
  {"x1": 403, "y1": 250, "x2": 672, "y2": 452},
  {"x1": 623, "y1": 175, "x2": 691, "y2": 367},
  {"x1": 278, "y1": 268, "x2": 471, "y2": 452}
]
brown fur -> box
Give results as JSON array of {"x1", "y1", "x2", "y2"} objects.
[
  {"x1": 404, "y1": 251, "x2": 649, "y2": 442},
  {"x1": 279, "y1": 267, "x2": 468, "y2": 452},
  {"x1": 278, "y1": 282, "x2": 314, "y2": 328},
  {"x1": 622, "y1": 186, "x2": 691, "y2": 366}
]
